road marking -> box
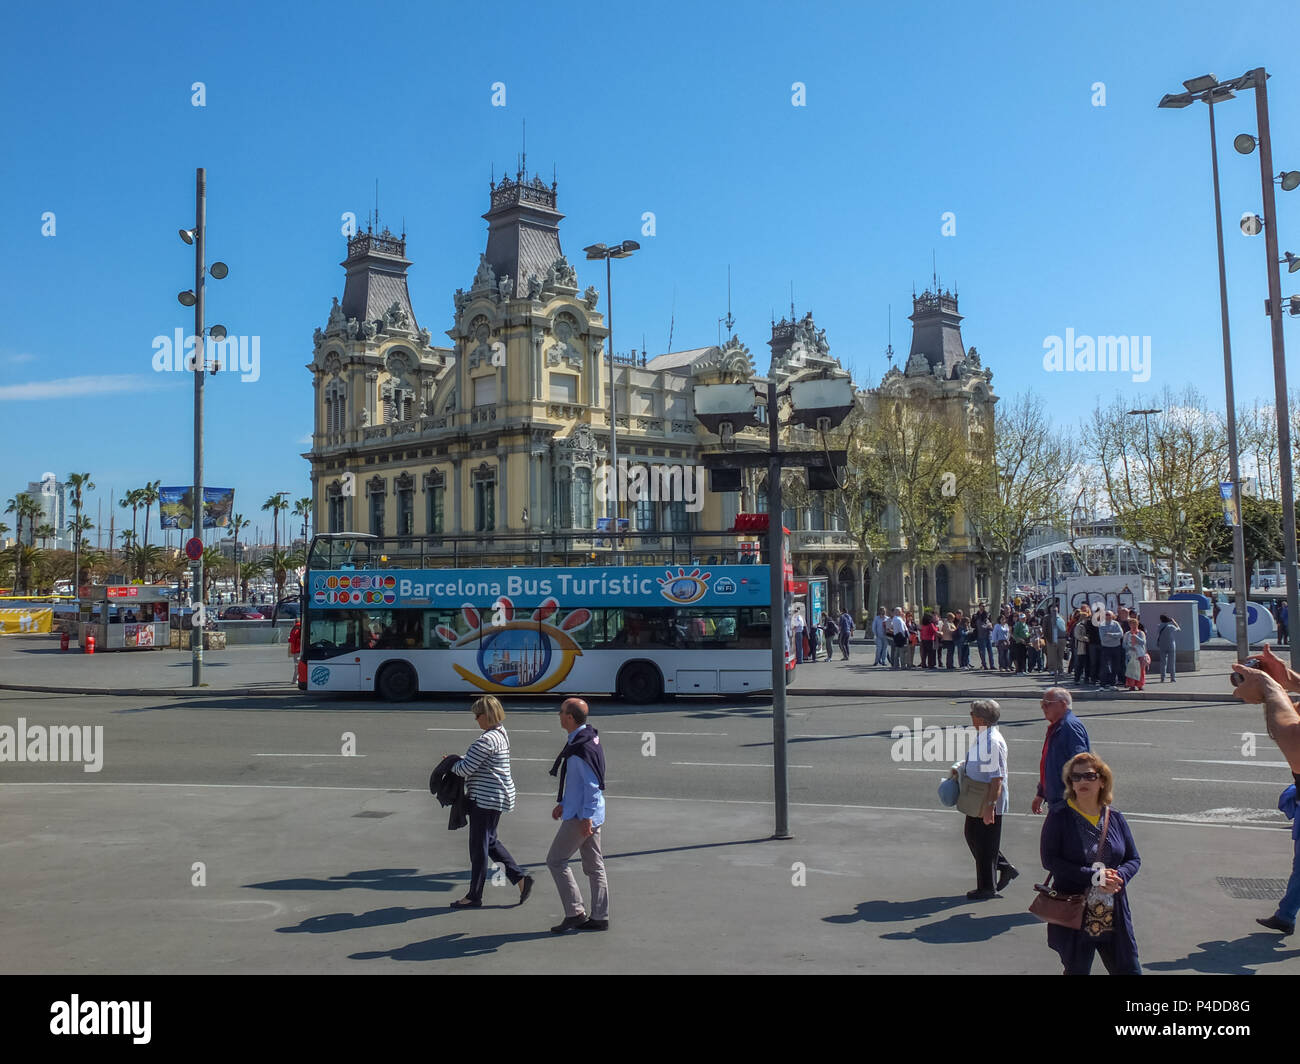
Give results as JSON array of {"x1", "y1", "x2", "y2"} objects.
[
  {"x1": 254, "y1": 753, "x2": 368, "y2": 758},
  {"x1": 671, "y1": 761, "x2": 813, "y2": 769},
  {"x1": 1085, "y1": 716, "x2": 1195, "y2": 723},
  {"x1": 1177, "y1": 759, "x2": 1291, "y2": 768},
  {"x1": 426, "y1": 727, "x2": 550, "y2": 733},
  {"x1": 602, "y1": 730, "x2": 729, "y2": 736},
  {"x1": 0, "y1": 782, "x2": 1284, "y2": 830},
  {"x1": 895, "y1": 768, "x2": 1039, "y2": 776},
  {"x1": 1171, "y1": 777, "x2": 1292, "y2": 786}
]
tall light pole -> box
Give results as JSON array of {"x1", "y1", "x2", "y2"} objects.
[
  {"x1": 583, "y1": 240, "x2": 639, "y2": 563},
  {"x1": 694, "y1": 372, "x2": 855, "y2": 839},
  {"x1": 1232, "y1": 67, "x2": 1300, "y2": 665},
  {"x1": 1159, "y1": 76, "x2": 1251, "y2": 660},
  {"x1": 178, "y1": 168, "x2": 228, "y2": 685},
  {"x1": 1126, "y1": 408, "x2": 1167, "y2": 593}
]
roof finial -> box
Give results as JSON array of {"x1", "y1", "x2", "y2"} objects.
[
  {"x1": 723, "y1": 265, "x2": 735, "y2": 340},
  {"x1": 932, "y1": 249, "x2": 937, "y2": 293},
  {"x1": 520, "y1": 118, "x2": 526, "y2": 179},
  {"x1": 885, "y1": 304, "x2": 894, "y2": 369},
  {"x1": 789, "y1": 280, "x2": 795, "y2": 321}
]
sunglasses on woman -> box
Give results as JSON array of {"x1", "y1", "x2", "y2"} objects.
[{"x1": 1070, "y1": 771, "x2": 1100, "y2": 781}]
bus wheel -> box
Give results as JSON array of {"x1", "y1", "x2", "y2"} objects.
[
  {"x1": 618, "y1": 662, "x2": 662, "y2": 704},
  {"x1": 376, "y1": 662, "x2": 418, "y2": 702}
]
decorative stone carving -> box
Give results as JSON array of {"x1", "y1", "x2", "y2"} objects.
[
  {"x1": 362, "y1": 320, "x2": 377, "y2": 341},
  {"x1": 418, "y1": 327, "x2": 431, "y2": 347},
  {"x1": 526, "y1": 274, "x2": 543, "y2": 300},
  {"x1": 359, "y1": 406, "x2": 369, "y2": 427},
  {"x1": 326, "y1": 297, "x2": 345, "y2": 333},
  {"x1": 548, "y1": 314, "x2": 580, "y2": 366},
  {"x1": 384, "y1": 301, "x2": 410, "y2": 331},
  {"x1": 932, "y1": 360, "x2": 947, "y2": 380},
  {"x1": 473, "y1": 253, "x2": 496, "y2": 289},
  {"x1": 547, "y1": 255, "x2": 577, "y2": 288},
  {"x1": 967, "y1": 346, "x2": 981, "y2": 369},
  {"x1": 468, "y1": 319, "x2": 493, "y2": 368},
  {"x1": 904, "y1": 350, "x2": 930, "y2": 377},
  {"x1": 313, "y1": 327, "x2": 324, "y2": 348},
  {"x1": 345, "y1": 317, "x2": 359, "y2": 340},
  {"x1": 583, "y1": 285, "x2": 600, "y2": 310},
  {"x1": 498, "y1": 274, "x2": 513, "y2": 301}
]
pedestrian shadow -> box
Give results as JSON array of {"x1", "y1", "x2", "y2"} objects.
[
  {"x1": 276, "y1": 906, "x2": 446, "y2": 934},
  {"x1": 247, "y1": 867, "x2": 464, "y2": 893},
  {"x1": 350, "y1": 930, "x2": 555, "y2": 962},
  {"x1": 824, "y1": 896, "x2": 969, "y2": 924},
  {"x1": 1144, "y1": 933, "x2": 1300, "y2": 974},
  {"x1": 880, "y1": 911, "x2": 1040, "y2": 944}
]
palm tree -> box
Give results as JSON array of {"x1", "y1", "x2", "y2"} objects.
[
  {"x1": 227, "y1": 512, "x2": 251, "y2": 597},
  {"x1": 35, "y1": 523, "x2": 56, "y2": 549},
  {"x1": 66, "y1": 473, "x2": 95, "y2": 597},
  {"x1": 67, "y1": 514, "x2": 94, "y2": 588},
  {"x1": 262, "y1": 494, "x2": 290, "y2": 596},
  {"x1": 5, "y1": 495, "x2": 42, "y2": 593},
  {"x1": 238, "y1": 562, "x2": 260, "y2": 602},
  {"x1": 292, "y1": 496, "x2": 313, "y2": 547},
  {"x1": 263, "y1": 548, "x2": 294, "y2": 603},
  {"x1": 139, "y1": 480, "x2": 161, "y2": 553},
  {"x1": 200, "y1": 546, "x2": 226, "y2": 604},
  {"x1": 120, "y1": 488, "x2": 144, "y2": 556}
]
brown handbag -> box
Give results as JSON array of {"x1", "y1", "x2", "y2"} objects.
[{"x1": 1029, "y1": 807, "x2": 1110, "y2": 930}]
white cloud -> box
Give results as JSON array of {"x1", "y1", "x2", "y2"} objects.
[
  {"x1": 7, "y1": 353, "x2": 36, "y2": 364},
  {"x1": 0, "y1": 374, "x2": 173, "y2": 400},
  {"x1": 298, "y1": 434, "x2": 312, "y2": 445}
]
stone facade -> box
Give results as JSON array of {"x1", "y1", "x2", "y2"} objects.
[{"x1": 303, "y1": 173, "x2": 998, "y2": 617}]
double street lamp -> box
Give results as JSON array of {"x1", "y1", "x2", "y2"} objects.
[
  {"x1": 694, "y1": 369, "x2": 856, "y2": 838},
  {"x1": 583, "y1": 240, "x2": 640, "y2": 563}
]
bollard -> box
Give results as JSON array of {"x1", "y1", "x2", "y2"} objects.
[
  {"x1": 85, "y1": 633, "x2": 95, "y2": 654},
  {"x1": 60, "y1": 631, "x2": 70, "y2": 652}
]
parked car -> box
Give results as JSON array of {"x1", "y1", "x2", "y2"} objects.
[
  {"x1": 219, "y1": 605, "x2": 265, "y2": 621},
  {"x1": 274, "y1": 600, "x2": 301, "y2": 620}
]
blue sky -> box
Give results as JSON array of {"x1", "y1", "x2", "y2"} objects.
[{"x1": 1, "y1": 0, "x2": 1297, "y2": 548}]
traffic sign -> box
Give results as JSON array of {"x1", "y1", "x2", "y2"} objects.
[{"x1": 185, "y1": 537, "x2": 203, "y2": 561}]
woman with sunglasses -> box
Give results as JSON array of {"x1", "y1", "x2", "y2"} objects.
[
  {"x1": 446, "y1": 694, "x2": 534, "y2": 909},
  {"x1": 1039, "y1": 752, "x2": 1142, "y2": 974}
]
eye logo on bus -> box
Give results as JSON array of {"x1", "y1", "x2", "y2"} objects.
[
  {"x1": 434, "y1": 596, "x2": 591, "y2": 695},
  {"x1": 657, "y1": 568, "x2": 712, "y2": 605}
]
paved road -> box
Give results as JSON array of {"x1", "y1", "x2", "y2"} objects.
[{"x1": 2, "y1": 687, "x2": 1298, "y2": 974}]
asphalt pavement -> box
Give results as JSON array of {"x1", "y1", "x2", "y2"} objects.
[
  {"x1": 2, "y1": 685, "x2": 1297, "y2": 974},
  {"x1": 0, "y1": 632, "x2": 1261, "y2": 702}
]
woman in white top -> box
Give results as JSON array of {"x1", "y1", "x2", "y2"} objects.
[
  {"x1": 954, "y1": 699, "x2": 1017, "y2": 899},
  {"x1": 449, "y1": 695, "x2": 534, "y2": 909}
]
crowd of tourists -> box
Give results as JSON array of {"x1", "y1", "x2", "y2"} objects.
[{"x1": 795, "y1": 596, "x2": 1182, "y2": 692}]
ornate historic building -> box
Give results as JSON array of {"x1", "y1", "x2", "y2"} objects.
[{"x1": 303, "y1": 168, "x2": 998, "y2": 617}]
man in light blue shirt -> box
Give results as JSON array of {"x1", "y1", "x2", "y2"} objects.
[
  {"x1": 1098, "y1": 611, "x2": 1124, "y2": 689},
  {"x1": 546, "y1": 697, "x2": 609, "y2": 932},
  {"x1": 872, "y1": 607, "x2": 888, "y2": 666}
]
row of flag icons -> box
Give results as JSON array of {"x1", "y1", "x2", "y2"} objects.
[
  {"x1": 317, "y1": 575, "x2": 398, "y2": 590},
  {"x1": 315, "y1": 589, "x2": 398, "y2": 605}
]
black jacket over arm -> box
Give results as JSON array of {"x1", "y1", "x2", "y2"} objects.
[{"x1": 430, "y1": 753, "x2": 471, "y2": 831}]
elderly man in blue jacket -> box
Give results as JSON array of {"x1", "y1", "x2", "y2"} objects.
[
  {"x1": 1032, "y1": 687, "x2": 1091, "y2": 814},
  {"x1": 546, "y1": 697, "x2": 609, "y2": 933}
]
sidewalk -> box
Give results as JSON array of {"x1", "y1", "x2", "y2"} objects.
[{"x1": 0, "y1": 633, "x2": 1249, "y2": 702}]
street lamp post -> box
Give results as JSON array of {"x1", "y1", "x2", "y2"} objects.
[
  {"x1": 583, "y1": 240, "x2": 640, "y2": 564},
  {"x1": 1158, "y1": 77, "x2": 1252, "y2": 661},
  {"x1": 1232, "y1": 68, "x2": 1300, "y2": 666},
  {"x1": 694, "y1": 371, "x2": 855, "y2": 839},
  {"x1": 177, "y1": 169, "x2": 228, "y2": 686}
]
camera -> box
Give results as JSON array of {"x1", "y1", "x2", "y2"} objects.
[{"x1": 1229, "y1": 657, "x2": 1266, "y2": 685}]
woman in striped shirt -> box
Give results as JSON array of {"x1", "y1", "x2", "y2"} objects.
[{"x1": 449, "y1": 695, "x2": 534, "y2": 909}]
